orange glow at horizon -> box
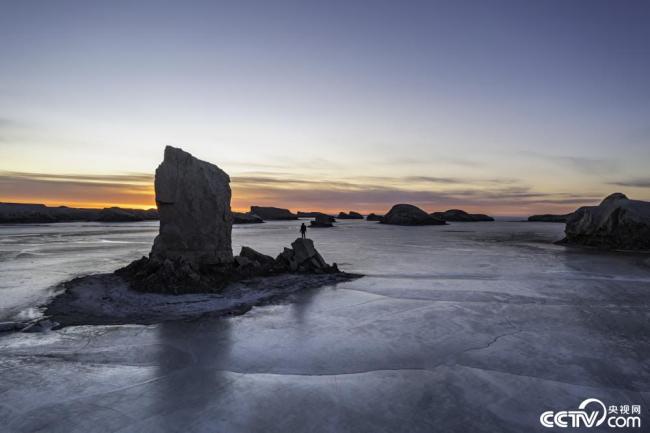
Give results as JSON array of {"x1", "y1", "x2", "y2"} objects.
[
  {"x1": 1, "y1": 191, "x2": 586, "y2": 216},
  {"x1": 0, "y1": 169, "x2": 606, "y2": 216}
]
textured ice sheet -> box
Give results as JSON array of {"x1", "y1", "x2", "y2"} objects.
[{"x1": 1, "y1": 220, "x2": 650, "y2": 432}]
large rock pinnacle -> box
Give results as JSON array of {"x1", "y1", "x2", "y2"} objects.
[
  {"x1": 150, "y1": 146, "x2": 233, "y2": 264},
  {"x1": 117, "y1": 146, "x2": 352, "y2": 294}
]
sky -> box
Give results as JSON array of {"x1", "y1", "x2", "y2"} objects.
[{"x1": 1, "y1": 0, "x2": 649, "y2": 216}]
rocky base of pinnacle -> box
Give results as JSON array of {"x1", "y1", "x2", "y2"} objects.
[{"x1": 116, "y1": 238, "x2": 346, "y2": 294}]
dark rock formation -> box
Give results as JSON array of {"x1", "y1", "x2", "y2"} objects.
[
  {"x1": 96, "y1": 207, "x2": 148, "y2": 222},
  {"x1": 528, "y1": 213, "x2": 572, "y2": 223},
  {"x1": 561, "y1": 193, "x2": 650, "y2": 250},
  {"x1": 275, "y1": 238, "x2": 339, "y2": 274},
  {"x1": 151, "y1": 146, "x2": 233, "y2": 265},
  {"x1": 298, "y1": 211, "x2": 335, "y2": 222},
  {"x1": 0, "y1": 202, "x2": 159, "y2": 223},
  {"x1": 117, "y1": 147, "x2": 347, "y2": 294},
  {"x1": 232, "y1": 246, "x2": 277, "y2": 276},
  {"x1": 238, "y1": 246, "x2": 275, "y2": 267},
  {"x1": 366, "y1": 213, "x2": 383, "y2": 221},
  {"x1": 233, "y1": 212, "x2": 264, "y2": 224},
  {"x1": 338, "y1": 211, "x2": 364, "y2": 219},
  {"x1": 250, "y1": 206, "x2": 298, "y2": 220},
  {"x1": 381, "y1": 204, "x2": 446, "y2": 226},
  {"x1": 310, "y1": 214, "x2": 334, "y2": 227},
  {"x1": 431, "y1": 209, "x2": 494, "y2": 222},
  {"x1": 117, "y1": 146, "x2": 234, "y2": 293}
]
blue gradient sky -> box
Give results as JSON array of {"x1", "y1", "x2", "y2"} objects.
[{"x1": 1, "y1": 0, "x2": 649, "y2": 214}]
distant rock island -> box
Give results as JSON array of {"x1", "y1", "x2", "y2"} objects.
[
  {"x1": 310, "y1": 214, "x2": 334, "y2": 227},
  {"x1": 561, "y1": 193, "x2": 650, "y2": 250},
  {"x1": 338, "y1": 211, "x2": 364, "y2": 219},
  {"x1": 233, "y1": 212, "x2": 264, "y2": 224},
  {"x1": 381, "y1": 204, "x2": 446, "y2": 226},
  {"x1": 116, "y1": 146, "x2": 351, "y2": 294},
  {"x1": 250, "y1": 206, "x2": 298, "y2": 220},
  {"x1": 527, "y1": 213, "x2": 572, "y2": 223},
  {"x1": 431, "y1": 209, "x2": 494, "y2": 222},
  {"x1": 366, "y1": 213, "x2": 383, "y2": 221},
  {"x1": 0, "y1": 202, "x2": 159, "y2": 223},
  {"x1": 1, "y1": 203, "x2": 264, "y2": 225},
  {"x1": 298, "y1": 211, "x2": 335, "y2": 221}
]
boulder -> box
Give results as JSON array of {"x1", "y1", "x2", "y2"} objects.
[
  {"x1": 381, "y1": 204, "x2": 446, "y2": 226},
  {"x1": 528, "y1": 213, "x2": 571, "y2": 223},
  {"x1": 562, "y1": 193, "x2": 650, "y2": 250},
  {"x1": 366, "y1": 213, "x2": 383, "y2": 221},
  {"x1": 431, "y1": 209, "x2": 494, "y2": 222},
  {"x1": 233, "y1": 212, "x2": 264, "y2": 224},
  {"x1": 338, "y1": 211, "x2": 364, "y2": 219},
  {"x1": 232, "y1": 246, "x2": 277, "y2": 275},
  {"x1": 151, "y1": 146, "x2": 233, "y2": 265},
  {"x1": 310, "y1": 215, "x2": 334, "y2": 227},
  {"x1": 274, "y1": 238, "x2": 339, "y2": 274},
  {"x1": 250, "y1": 206, "x2": 298, "y2": 220},
  {"x1": 238, "y1": 246, "x2": 275, "y2": 267}
]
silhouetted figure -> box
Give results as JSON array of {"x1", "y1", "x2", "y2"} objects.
[{"x1": 300, "y1": 223, "x2": 307, "y2": 239}]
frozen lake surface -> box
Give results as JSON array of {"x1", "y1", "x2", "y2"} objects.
[{"x1": 1, "y1": 220, "x2": 649, "y2": 432}]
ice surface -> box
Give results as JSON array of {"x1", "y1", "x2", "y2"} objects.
[{"x1": 1, "y1": 220, "x2": 649, "y2": 432}]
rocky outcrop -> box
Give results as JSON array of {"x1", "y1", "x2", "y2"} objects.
[
  {"x1": 117, "y1": 146, "x2": 347, "y2": 294},
  {"x1": 561, "y1": 193, "x2": 650, "y2": 250},
  {"x1": 366, "y1": 213, "x2": 383, "y2": 221},
  {"x1": 431, "y1": 209, "x2": 494, "y2": 222},
  {"x1": 275, "y1": 238, "x2": 339, "y2": 273},
  {"x1": 338, "y1": 211, "x2": 364, "y2": 219},
  {"x1": 233, "y1": 212, "x2": 264, "y2": 224},
  {"x1": 151, "y1": 146, "x2": 233, "y2": 265},
  {"x1": 381, "y1": 204, "x2": 446, "y2": 226},
  {"x1": 528, "y1": 213, "x2": 572, "y2": 223},
  {"x1": 117, "y1": 236, "x2": 343, "y2": 293},
  {"x1": 0, "y1": 202, "x2": 158, "y2": 223},
  {"x1": 250, "y1": 206, "x2": 298, "y2": 220},
  {"x1": 117, "y1": 146, "x2": 234, "y2": 293},
  {"x1": 239, "y1": 246, "x2": 275, "y2": 266},
  {"x1": 232, "y1": 246, "x2": 276, "y2": 275},
  {"x1": 310, "y1": 215, "x2": 334, "y2": 227}
]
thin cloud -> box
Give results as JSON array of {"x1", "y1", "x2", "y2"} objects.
[
  {"x1": 522, "y1": 152, "x2": 617, "y2": 174},
  {"x1": 0, "y1": 170, "x2": 598, "y2": 215},
  {"x1": 608, "y1": 178, "x2": 650, "y2": 188},
  {"x1": 0, "y1": 171, "x2": 153, "y2": 184}
]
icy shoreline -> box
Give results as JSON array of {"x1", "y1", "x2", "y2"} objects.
[{"x1": 40, "y1": 271, "x2": 360, "y2": 328}]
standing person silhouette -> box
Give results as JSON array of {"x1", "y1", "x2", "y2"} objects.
[{"x1": 300, "y1": 222, "x2": 307, "y2": 239}]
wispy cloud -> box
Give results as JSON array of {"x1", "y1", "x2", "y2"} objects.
[
  {"x1": 0, "y1": 170, "x2": 599, "y2": 215},
  {"x1": 0, "y1": 171, "x2": 153, "y2": 184},
  {"x1": 522, "y1": 152, "x2": 617, "y2": 174},
  {"x1": 608, "y1": 178, "x2": 650, "y2": 188},
  {"x1": 0, "y1": 171, "x2": 154, "y2": 208}
]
